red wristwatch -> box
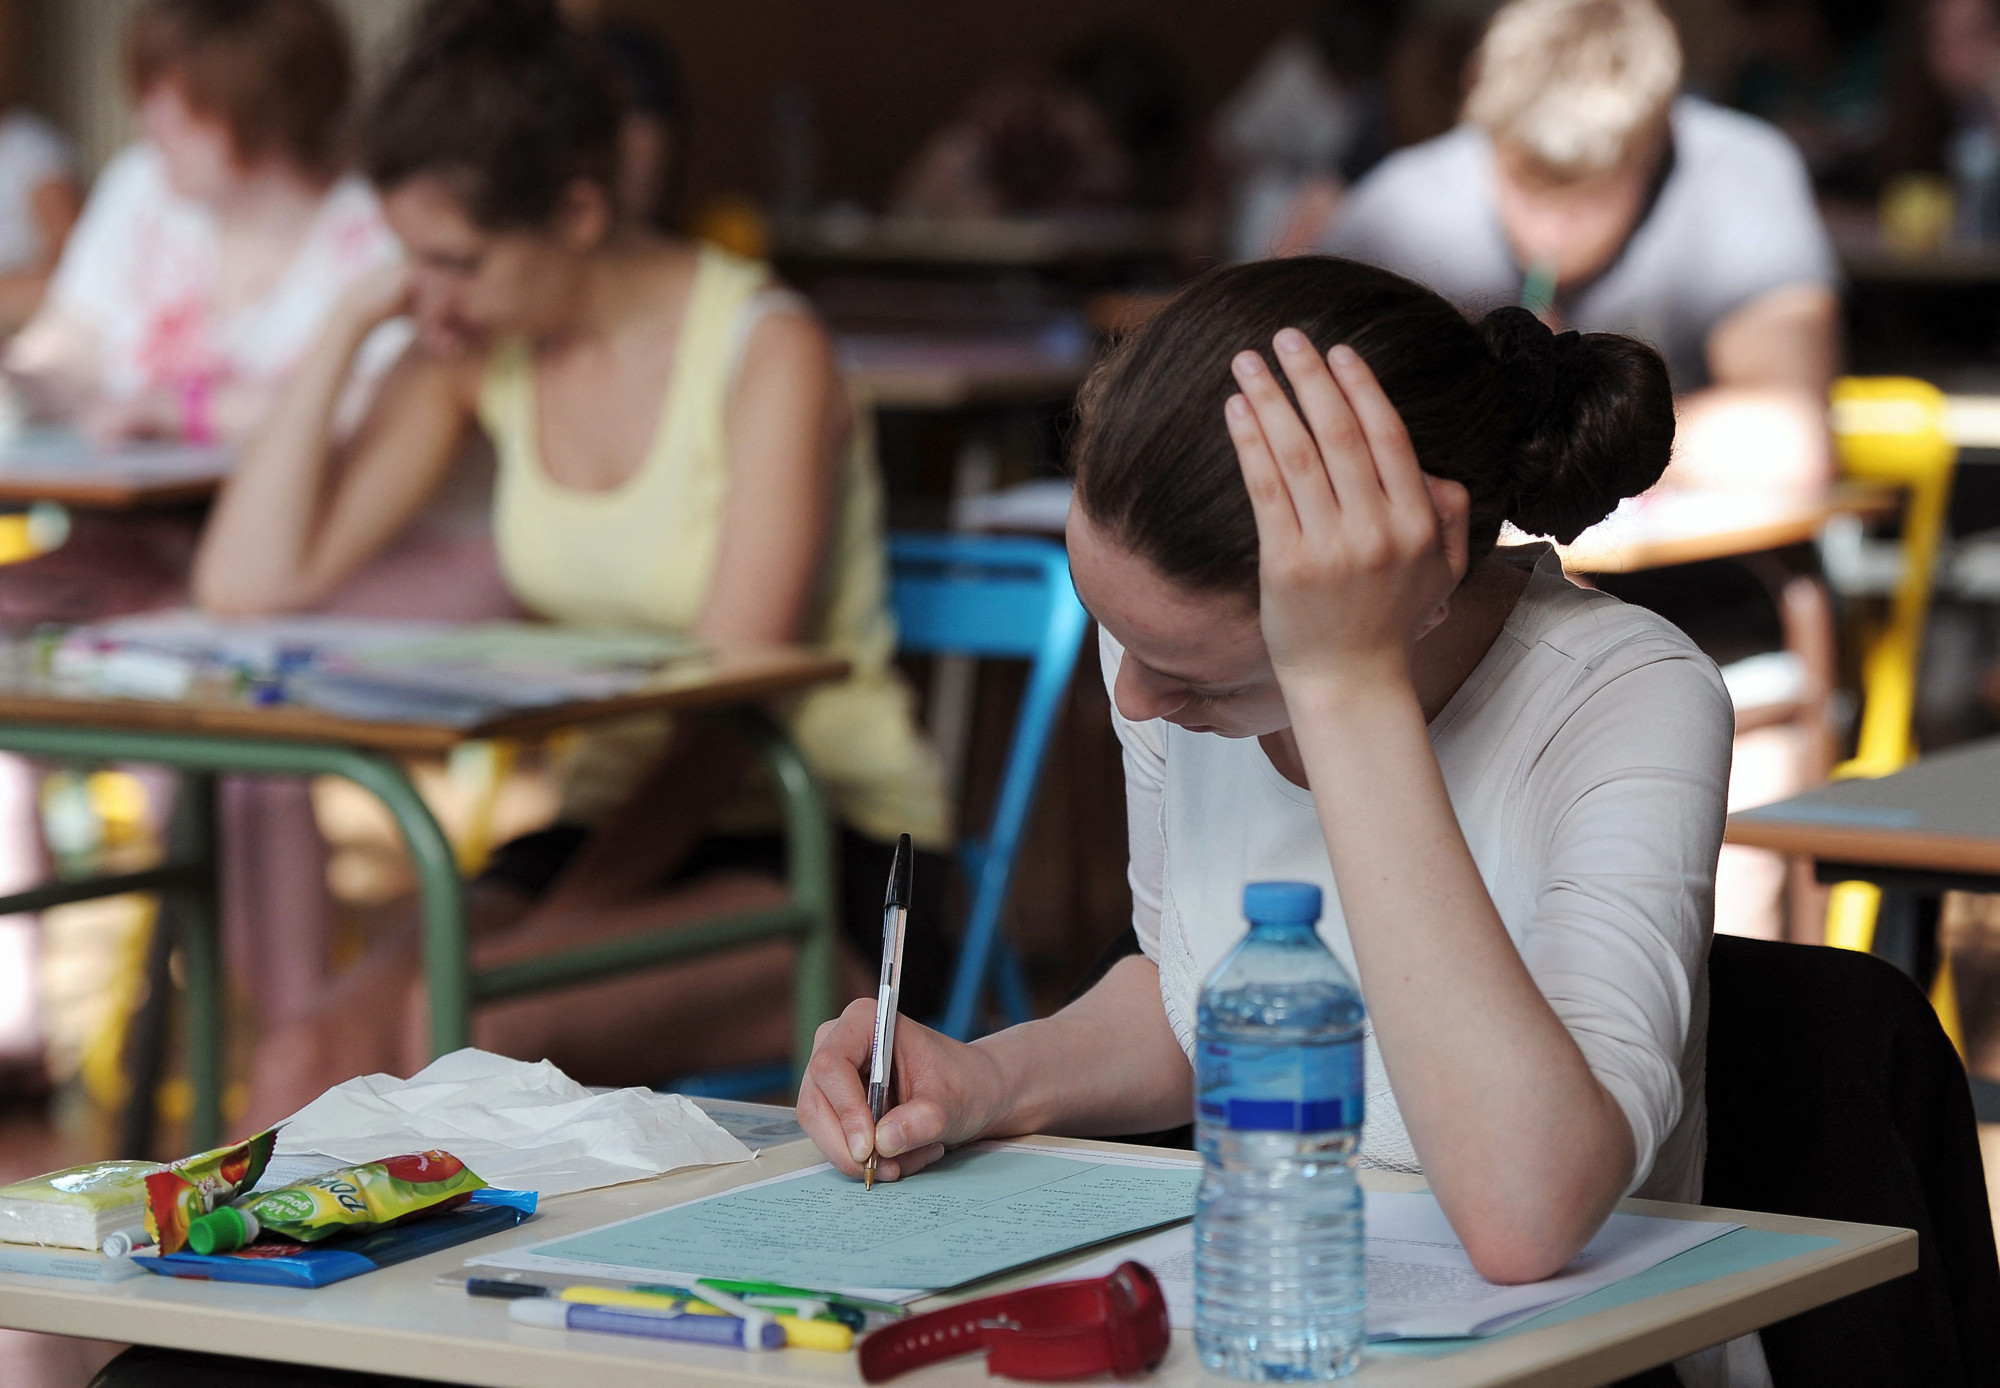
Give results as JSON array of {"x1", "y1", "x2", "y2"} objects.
[{"x1": 860, "y1": 1262, "x2": 1171, "y2": 1383}]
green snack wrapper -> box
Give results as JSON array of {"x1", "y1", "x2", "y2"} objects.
[
  {"x1": 129, "y1": 1128, "x2": 280, "y2": 1255},
  {"x1": 185, "y1": 1151, "x2": 486, "y2": 1255}
]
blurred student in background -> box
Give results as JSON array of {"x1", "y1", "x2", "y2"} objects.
[
  {"x1": 1211, "y1": 0, "x2": 1397, "y2": 260},
  {"x1": 192, "y1": 0, "x2": 949, "y2": 1116},
  {"x1": 0, "y1": 108, "x2": 78, "y2": 336},
  {"x1": 6, "y1": 0, "x2": 401, "y2": 446},
  {"x1": 893, "y1": 32, "x2": 1187, "y2": 217},
  {"x1": 1325, "y1": 0, "x2": 1841, "y2": 942},
  {"x1": 1324, "y1": 0, "x2": 1840, "y2": 499}
]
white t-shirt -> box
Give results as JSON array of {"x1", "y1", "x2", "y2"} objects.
[
  {"x1": 0, "y1": 110, "x2": 72, "y2": 273},
  {"x1": 1321, "y1": 98, "x2": 1837, "y2": 390},
  {"x1": 1108, "y1": 546, "x2": 1733, "y2": 1205},
  {"x1": 43, "y1": 142, "x2": 405, "y2": 417}
]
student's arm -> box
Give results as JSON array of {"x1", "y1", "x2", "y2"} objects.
[
  {"x1": 1668, "y1": 282, "x2": 1839, "y2": 495},
  {"x1": 694, "y1": 307, "x2": 846, "y2": 646},
  {"x1": 1705, "y1": 281, "x2": 1839, "y2": 397},
  {"x1": 796, "y1": 624, "x2": 1191, "y2": 1177},
  {"x1": 191, "y1": 270, "x2": 472, "y2": 614},
  {"x1": 797, "y1": 954, "x2": 1193, "y2": 1182},
  {"x1": 0, "y1": 177, "x2": 80, "y2": 333},
  {"x1": 1222, "y1": 332, "x2": 1637, "y2": 1285}
]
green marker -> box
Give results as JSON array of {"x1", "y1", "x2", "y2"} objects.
[{"x1": 684, "y1": 1277, "x2": 907, "y2": 1329}]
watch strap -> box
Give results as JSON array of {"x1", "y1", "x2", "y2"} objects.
[{"x1": 859, "y1": 1261, "x2": 1170, "y2": 1384}]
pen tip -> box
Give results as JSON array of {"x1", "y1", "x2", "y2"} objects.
[{"x1": 864, "y1": 1157, "x2": 875, "y2": 1192}]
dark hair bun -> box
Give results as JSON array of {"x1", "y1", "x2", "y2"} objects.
[{"x1": 1478, "y1": 306, "x2": 1675, "y2": 545}]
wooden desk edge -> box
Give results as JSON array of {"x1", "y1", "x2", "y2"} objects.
[
  {"x1": 1724, "y1": 814, "x2": 2000, "y2": 876},
  {"x1": 0, "y1": 651, "x2": 852, "y2": 756},
  {"x1": 0, "y1": 1136, "x2": 1918, "y2": 1388},
  {"x1": 0, "y1": 478, "x2": 222, "y2": 509},
  {"x1": 1559, "y1": 485, "x2": 1898, "y2": 575}
]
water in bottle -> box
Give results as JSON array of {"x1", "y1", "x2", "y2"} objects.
[{"x1": 1195, "y1": 881, "x2": 1367, "y2": 1381}]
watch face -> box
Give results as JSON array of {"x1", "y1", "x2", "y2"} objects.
[{"x1": 1104, "y1": 1262, "x2": 1172, "y2": 1375}]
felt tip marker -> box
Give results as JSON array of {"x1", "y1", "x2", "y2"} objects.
[{"x1": 510, "y1": 1297, "x2": 784, "y2": 1349}]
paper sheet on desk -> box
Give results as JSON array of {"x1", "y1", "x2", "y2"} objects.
[
  {"x1": 274, "y1": 1050, "x2": 752, "y2": 1198},
  {"x1": 1053, "y1": 1190, "x2": 1739, "y2": 1340},
  {"x1": 468, "y1": 1142, "x2": 1202, "y2": 1302}
]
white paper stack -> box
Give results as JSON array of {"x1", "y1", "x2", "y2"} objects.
[
  {"x1": 1052, "y1": 1189, "x2": 1739, "y2": 1341},
  {"x1": 0, "y1": 1159, "x2": 158, "y2": 1250}
]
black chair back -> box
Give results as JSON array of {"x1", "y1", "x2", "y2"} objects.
[{"x1": 1705, "y1": 933, "x2": 2000, "y2": 1386}]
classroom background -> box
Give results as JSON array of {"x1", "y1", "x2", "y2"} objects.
[{"x1": 0, "y1": 0, "x2": 1997, "y2": 1379}]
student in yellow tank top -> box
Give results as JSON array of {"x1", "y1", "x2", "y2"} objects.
[{"x1": 193, "y1": 0, "x2": 949, "y2": 1119}]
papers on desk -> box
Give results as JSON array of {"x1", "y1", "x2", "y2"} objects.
[
  {"x1": 1053, "y1": 1190, "x2": 1739, "y2": 1340},
  {"x1": 0, "y1": 426, "x2": 233, "y2": 487},
  {"x1": 468, "y1": 1142, "x2": 1202, "y2": 1302},
  {"x1": 275, "y1": 1050, "x2": 753, "y2": 1198},
  {"x1": 51, "y1": 612, "x2": 702, "y2": 725}
]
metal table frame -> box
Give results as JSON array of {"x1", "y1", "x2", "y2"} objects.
[{"x1": 0, "y1": 708, "x2": 838, "y2": 1150}]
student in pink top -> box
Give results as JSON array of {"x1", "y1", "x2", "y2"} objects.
[{"x1": 7, "y1": 0, "x2": 404, "y2": 445}]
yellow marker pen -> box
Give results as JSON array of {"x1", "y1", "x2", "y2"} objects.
[{"x1": 559, "y1": 1288, "x2": 854, "y2": 1351}]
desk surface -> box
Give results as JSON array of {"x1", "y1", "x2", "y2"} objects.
[
  {"x1": 0, "y1": 645, "x2": 850, "y2": 755},
  {"x1": 0, "y1": 1133, "x2": 1913, "y2": 1388},
  {"x1": 838, "y1": 330, "x2": 1092, "y2": 412},
  {"x1": 1556, "y1": 484, "x2": 1896, "y2": 574},
  {"x1": 0, "y1": 436, "x2": 233, "y2": 509},
  {"x1": 1727, "y1": 734, "x2": 2000, "y2": 875},
  {"x1": 776, "y1": 212, "x2": 1176, "y2": 268}
]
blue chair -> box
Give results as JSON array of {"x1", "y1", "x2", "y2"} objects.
[
  {"x1": 673, "y1": 532, "x2": 1088, "y2": 1096},
  {"x1": 888, "y1": 532, "x2": 1092, "y2": 1041}
]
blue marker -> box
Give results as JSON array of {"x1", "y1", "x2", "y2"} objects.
[{"x1": 509, "y1": 1297, "x2": 785, "y2": 1349}]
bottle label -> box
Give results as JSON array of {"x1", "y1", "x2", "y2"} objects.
[{"x1": 1197, "y1": 1035, "x2": 1363, "y2": 1132}]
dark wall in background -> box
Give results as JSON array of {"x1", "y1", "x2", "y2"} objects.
[{"x1": 603, "y1": 0, "x2": 1320, "y2": 211}]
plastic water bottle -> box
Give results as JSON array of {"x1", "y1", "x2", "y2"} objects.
[{"x1": 1195, "y1": 881, "x2": 1367, "y2": 1380}]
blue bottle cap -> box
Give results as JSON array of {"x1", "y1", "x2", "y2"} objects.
[{"x1": 1242, "y1": 881, "x2": 1322, "y2": 923}]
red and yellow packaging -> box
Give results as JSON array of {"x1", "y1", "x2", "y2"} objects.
[
  {"x1": 142, "y1": 1128, "x2": 279, "y2": 1255},
  {"x1": 184, "y1": 1151, "x2": 487, "y2": 1255}
]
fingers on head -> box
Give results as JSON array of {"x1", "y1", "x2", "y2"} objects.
[{"x1": 1269, "y1": 330, "x2": 1365, "y2": 461}]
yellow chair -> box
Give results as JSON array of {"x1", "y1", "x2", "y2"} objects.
[{"x1": 1823, "y1": 377, "x2": 1962, "y2": 1044}]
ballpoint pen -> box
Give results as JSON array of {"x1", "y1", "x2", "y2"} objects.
[{"x1": 864, "y1": 832, "x2": 913, "y2": 1191}]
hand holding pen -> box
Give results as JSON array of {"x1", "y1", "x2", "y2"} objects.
[{"x1": 794, "y1": 834, "x2": 1015, "y2": 1183}]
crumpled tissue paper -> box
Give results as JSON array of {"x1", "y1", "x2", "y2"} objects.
[{"x1": 273, "y1": 1048, "x2": 753, "y2": 1197}]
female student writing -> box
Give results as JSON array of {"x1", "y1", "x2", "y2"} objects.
[
  {"x1": 194, "y1": 0, "x2": 948, "y2": 1112},
  {"x1": 800, "y1": 257, "x2": 1735, "y2": 1290}
]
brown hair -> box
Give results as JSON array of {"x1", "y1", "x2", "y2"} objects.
[
  {"x1": 364, "y1": 0, "x2": 623, "y2": 230},
  {"x1": 127, "y1": 0, "x2": 353, "y2": 178},
  {"x1": 1071, "y1": 257, "x2": 1674, "y2": 593}
]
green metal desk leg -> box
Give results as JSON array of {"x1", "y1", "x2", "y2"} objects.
[
  {"x1": 739, "y1": 710, "x2": 838, "y2": 1081},
  {"x1": 170, "y1": 772, "x2": 223, "y2": 1149},
  {"x1": 315, "y1": 750, "x2": 471, "y2": 1058}
]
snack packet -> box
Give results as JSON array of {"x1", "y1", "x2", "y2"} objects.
[
  {"x1": 184, "y1": 1151, "x2": 486, "y2": 1255},
  {"x1": 141, "y1": 1128, "x2": 280, "y2": 1254}
]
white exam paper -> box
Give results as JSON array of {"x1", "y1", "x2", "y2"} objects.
[
  {"x1": 1053, "y1": 1189, "x2": 1738, "y2": 1340},
  {"x1": 274, "y1": 1049, "x2": 753, "y2": 1197}
]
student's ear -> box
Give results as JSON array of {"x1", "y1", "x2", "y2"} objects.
[
  {"x1": 553, "y1": 178, "x2": 614, "y2": 253},
  {"x1": 1425, "y1": 474, "x2": 1472, "y2": 585}
]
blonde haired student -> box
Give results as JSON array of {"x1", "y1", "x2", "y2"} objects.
[
  {"x1": 193, "y1": 0, "x2": 948, "y2": 1116},
  {"x1": 1324, "y1": 0, "x2": 1839, "y2": 502}
]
